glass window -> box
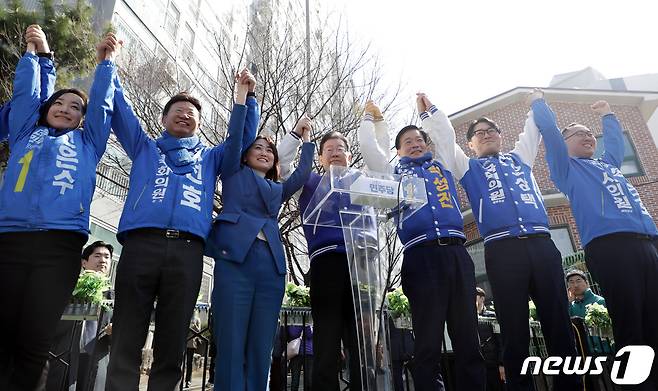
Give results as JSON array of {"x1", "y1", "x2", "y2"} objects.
[
  {"x1": 593, "y1": 133, "x2": 643, "y2": 176},
  {"x1": 164, "y1": 2, "x2": 180, "y2": 39},
  {"x1": 181, "y1": 22, "x2": 195, "y2": 48}
]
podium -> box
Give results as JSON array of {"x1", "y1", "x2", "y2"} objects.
[{"x1": 303, "y1": 166, "x2": 427, "y2": 390}]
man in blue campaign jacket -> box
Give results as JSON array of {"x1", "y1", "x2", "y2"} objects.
[
  {"x1": 532, "y1": 96, "x2": 658, "y2": 390},
  {"x1": 419, "y1": 91, "x2": 581, "y2": 391},
  {"x1": 105, "y1": 69, "x2": 259, "y2": 390},
  {"x1": 0, "y1": 28, "x2": 117, "y2": 390},
  {"x1": 278, "y1": 117, "x2": 365, "y2": 391},
  {"x1": 358, "y1": 100, "x2": 485, "y2": 390}
]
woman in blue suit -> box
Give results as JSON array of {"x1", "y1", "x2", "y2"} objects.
[{"x1": 207, "y1": 75, "x2": 315, "y2": 390}]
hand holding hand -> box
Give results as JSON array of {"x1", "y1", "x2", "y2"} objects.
[
  {"x1": 295, "y1": 114, "x2": 313, "y2": 142},
  {"x1": 416, "y1": 93, "x2": 428, "y2": 114},
  {"x1": 96, "y1": 32, "x2": 123, "y2": 63},
  {"x1": 25, "y1": 25, "x2": 49, "y2": 54},
  {"x1": 591, "y1": 100, "x2": 612, "y2": 116},
  {"x1": 525, "y1": 88, "x2": 544, "y2": 106},
  {"x1": 235, "y1": 68, "x2": 255, "y2": 104}
]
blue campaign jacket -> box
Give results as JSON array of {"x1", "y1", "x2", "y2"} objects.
[
  {"x1": 0, "y1": 54, "x2": 115, "y2": 235},
  {"x1": 111, "y1": 77, "x2": 259, "y2": 242},
  {"x1": 531, "y1": 99, "x2": 657, "y2": 245},
  {"x1": 394, "y1": 153, "x2": 466, "y2": 251},
  {"x1": 0, "y1": 56, "x2": 56, "y2": 142},
  {"x1": 205, "y1": 120, "x2": 315, "y2": 275},
  {"x1": 460, "y1": 153, "x2": 549, "y2": 244}
]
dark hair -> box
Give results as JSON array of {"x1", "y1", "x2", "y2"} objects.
[
  {"x1": 466, "y1": 117, "x2": 500, "y2": 141},
  {"x1": 476, "y1": 287, "x2": 486, "y2": 297},
  {"x1": 561, "y1": 122, "x2": 581, "y2": 135},
  {"x1": 38, "y1": 88, "x2": 89, "y2": 128},
  {"x1": 394, "y1": 125, "x2": 428, "y2": 149},
  {"x1": 82, "y1": 241, "x2": 114, "y2": 261},
  {"x1": 163, "y1": 92, "x2": 202, "y2": 116},
  {"x1": 318, "y1": 131, "x2": 350, "y2": 155},
  {"x1": 243, "y1": 136, "x2": 280, "y2": 181}
]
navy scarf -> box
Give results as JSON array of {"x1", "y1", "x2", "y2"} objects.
[
  {"x1": 156, "y1": 131, "x2": 202, "y2": 175},
  {"x1": 399, "y1": 152, "x2": 433, "y2": 167}
]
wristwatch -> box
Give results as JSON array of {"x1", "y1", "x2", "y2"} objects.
[{"x1": 37, "y1": 51, "x2": 55, "y2": 61}]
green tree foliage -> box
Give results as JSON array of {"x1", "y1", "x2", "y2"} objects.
[
  {"x1": 0, "y1": 0, "x2": 97, "y2": 102},
  {"x1": 0, "y1": 0, "x2": 97, "y2": 167}
]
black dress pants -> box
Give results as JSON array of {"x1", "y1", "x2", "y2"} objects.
[
  {"x1": 585, "y1": 233, "x2": 658, "y2": 391},
  {"x1": 310, "y1": 252, "x2": 362, "y2": 391},
  {"x1": 105, "y1": 229, "x2": 203, "y2": 391},
  {"x1": 485, "y1": 236, "x2": 581, "y2": 391},
  {"x1": 402, "y1": 242, "x2": 486, "y2": 391},
  {"x1": 0, "y1": 230, "x2": 85, "y2": 391}
]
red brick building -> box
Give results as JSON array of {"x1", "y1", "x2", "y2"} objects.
[{"x1": 445, "y1": 87, "x2": 658, "y2": 292}]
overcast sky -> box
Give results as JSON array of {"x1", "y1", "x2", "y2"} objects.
[
  {"x1": 212, "y1": 0, "x2": 655, "y2": 118},
  {"x1": 335, "y1": 0, "x2": 656, "y2": 115}
]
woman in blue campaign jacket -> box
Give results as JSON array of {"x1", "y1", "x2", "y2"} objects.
[
  {"x1": 0, "y1": 29, "x2": 118, "y2": 390},
  {"x1": 207, "y1": 79, "x2": 315, "y2": 391}
]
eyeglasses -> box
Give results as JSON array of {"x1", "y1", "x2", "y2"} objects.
[
  {"x1": 322, "y1": 146, "x2": 347, "y2": 155},
  {"x1": 472, "y1": 128, "x2": 500, "y2": 138},
  {"x1": 564, "y1": 130, "x2": 594, "y2": 140}
]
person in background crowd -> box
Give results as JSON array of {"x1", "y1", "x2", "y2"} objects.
[
  {"x1": 288, "y1": 325, "x2": 314, "y2": 391},
  {"x1": 105, "y1": 56, "x2": 258, "y2": 388},
  {"x1": 532, "y1": 95, "x2": 658, "y2": 390},
  {"x1": 42, "y1": 240, "x2": 114, "y2": 391},
  {"x1": 566, "y1": 269, "x2": 606, "y2": 318},
  {"x1": 206, "y1": 73, "x2": 315, "y2": 390},
  {"x1": 0, "y1": 27, "x2": 118, "y2": 391},
  {"x1": 387, "y1": 315, "x2": 416, "y2": 391},
  {"x1": 420, "y1": 89, "x2": 581, "y2": 391},
  {"x1": 358, "y1": 100, "x2": 485, "y2": 391},
  {"x1": 476, "y1": 287, "x2": 505, "y2": 391}
]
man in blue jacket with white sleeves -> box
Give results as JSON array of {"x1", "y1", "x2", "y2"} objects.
[
  {"x1": 419, "y1": 90, "x2": 581, "y2": 391},
  {"x1": 105, "y1": 69, "x2": 259, "y2": 390},
  {"x1": 358, "y1": 100, "x2": 485, "y2": 391},
  {"x1": 532, "y1": 95, "x2": 658, "y2": 390}
]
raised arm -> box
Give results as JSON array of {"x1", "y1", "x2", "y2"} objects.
[
  {"x1": 510, "y1": 89, "x2": 543, "y2": 167},
  {"x1": 82, "y1": 33, "x2": 122, "y2": 159},
  {"x1": 283, "y1": 141, "x2": 316, "y2": 201},
  {"x1": 219, "y1": 69, "x2": 251, "y2": 177},
  {"x1": 357, "y1": 101, "x2": 392, "y2": 174},
  {"x1": 8, "y1": 25, "x2": 47, "y2": 146},
  {"x1": 111, "y1": 76, "x2": 151, "y2": 160},
  {"x1": 593, "y1": 101, "x2": 624, "y2": 168},
  {"x1": 418, "y1": 94, "x2": 470, "y2": 179},
  {"x1": 278, "y1": 115, "x2": 310, "y2": 180},
  {"x1": 38, "y1": 56, "x2": 56, "y2": 103},
  {"x1": 530, "y1": 98, "x2": 571, "y2": 189}
]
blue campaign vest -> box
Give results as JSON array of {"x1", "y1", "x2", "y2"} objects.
[{"x1": 394, "y1": 153, "x2": 465, "y2": 252}]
